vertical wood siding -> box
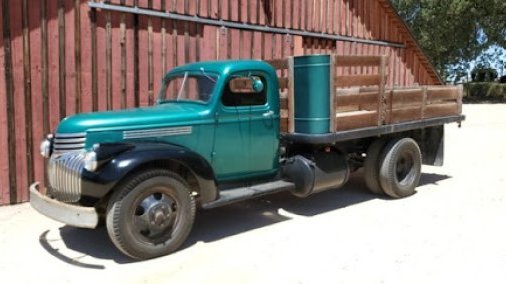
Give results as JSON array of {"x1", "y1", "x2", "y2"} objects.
[{"x1": 0, "y1": 0, "x2": 441, "y2": 205}]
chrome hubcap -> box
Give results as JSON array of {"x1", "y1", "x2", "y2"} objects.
[{"x1": 133, "y1": 192, "x2": 177, "y2": 241}]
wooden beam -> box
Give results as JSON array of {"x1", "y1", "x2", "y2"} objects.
[
  {"x1": 334, "y1": 55, "x2": 383, "y2": 67},
  {"x1": 427, "y1": 87, "x2": 459, "y2": 102},
  {"x1": 335, "y1": 91, "x2": 379, "y2": 107},
  {"x1": 391, "y1": 88, "x2": 423, "y2": 106},
  {"x1": 425, "y1": 103, "x2": 459, "y2": 118},
  {"x1": 335, "y1": 74, "x2": 382, "y2": 87},
  {"x1": 389, "y1": 106, "x2": 423, "y2": 123},
  {"x1": 335, "y1": 110, "x2": 378, "y2": 131}
]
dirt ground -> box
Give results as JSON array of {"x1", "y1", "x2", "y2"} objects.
[{"x1": 1, "y1": 104, "x2": 505, "y2": 284}]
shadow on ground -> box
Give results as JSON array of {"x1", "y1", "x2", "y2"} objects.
[{"x1": 38, "y1": 171, "x2": 451, "y2": 266}]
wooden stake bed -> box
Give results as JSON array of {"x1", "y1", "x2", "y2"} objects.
[{"x1": 266, "y1": 55, "x2": 464, "y2": 144}]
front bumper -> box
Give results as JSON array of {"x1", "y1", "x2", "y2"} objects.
[{"x1": 29, "y1": 182, "x2": 99, "y2": 229}]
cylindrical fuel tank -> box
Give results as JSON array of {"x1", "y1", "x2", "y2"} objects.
[
  {"x1": 293, "y1": 54, "x2": 331, "y2": 134},
  {"x1": 282, "y1": 152, "x2": 350, "y2": 198}
]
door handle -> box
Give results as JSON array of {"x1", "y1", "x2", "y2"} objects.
[{"x1": 262, "y1": 110, "x2": 274, "y2": 118}]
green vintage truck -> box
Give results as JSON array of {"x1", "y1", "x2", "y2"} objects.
[{"x1": 30, "y1": 54, "x2": 464, "y2": 259}]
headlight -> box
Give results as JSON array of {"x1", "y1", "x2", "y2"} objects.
[
  {"x1": 40, "y1": 139, "x2": 52, "y2": 158},
  {"x1": 83, "y1": 151, "x2": 98, "y2": 172}
]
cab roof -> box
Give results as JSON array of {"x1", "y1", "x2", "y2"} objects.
[{"x1": 166, "y1": 59, "x2": 277, "y2": 77}]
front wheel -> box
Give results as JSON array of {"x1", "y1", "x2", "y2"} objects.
[
  {"x1": 106, "y1": 169, "x2": 196, "y2": 260},
  {"x1": 379, "y1": 138, "x2": 422, "y2": 198}
]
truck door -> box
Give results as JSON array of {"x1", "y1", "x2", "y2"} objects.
[{"x1": 212, "y1": 72, "x2": 279, "y2": 182}]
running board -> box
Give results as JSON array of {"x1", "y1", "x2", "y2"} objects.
[{"x1": 202, "y1": 180, "x2": 295, "y2": 209}]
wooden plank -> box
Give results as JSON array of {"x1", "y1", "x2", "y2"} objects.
[
  {"x1": 111, "y1": 11, "x2": 123, "y2": 109},
  {"x1": 57, "y1": 0, "x2": 66, "y2": 117},
  {"x1": 22, "y1": 0, "x2": 34, "y2": 191},
  {"x1": 335, "y1": 55, "x2": 381, "y2": 67},
  {"x1": 287, "y1": 56, "x2": 295, "y2": 133},
  {"x1": 389, "y1": 106, "x2": 423, "y2": 123},
  {"x1": 426, "y1": 87, "x2": 459, "y2": 102},
  {"x1": 125, "y1": 11, "x2": 136, "y2": 108},
  {"x1": 147, "y1": 15, "x2": 154, "y2": 105},
  {"x1": 74, "y1": 0, "x2": 82, "y2": 113},
  {"x1": 0, "y1": 0, "x2": 8, "y2": 203},
  {"x1": 120, "y1": 9, "x2": 127, "y2": 108},
  {"x1": 421, "y1": 86, "x2": 427, "y2": 119},
  {"x1": 29, "y1": 0, "x2": 45, "y2": 197},
  {"x1": 64, "y1": 0, "x2": 76, "y2": 115},
  {"x1": 230, "y1": 28, "x2": 240, "y2": 59},
  {"x1": 1, "y1": 0, "x2": 15, "y2": 203},
  {"x1": 335, "y1": 111, "x2": 377, "y2": 131},
  {"x1": 391, "y1": 88, "x2": 423, "y2": 106},
  {"x1": 10, "y1": 0, "x2": 29, "y2": 202},
  {"x1": 336, "y1": 91, "x2": 379, "y2": 107},
  {"x1": 90, "y1": 3, "x2": 98, "y2": 110},
  {"x1": 252, "y1": 31, "x2": 262, "y2": 59},
  {"x1": 335, "y1": 74, "x2": 382, "y2": 87},
  {"x1": 378, "y1": 55, "x2": 387, "y2": 125},
  {"x1": 425, "y1": 103, "x2": 459, "y2": 119},
  {"x1": 47, "y1": 0, "x2": 61, "y2": 128},
  {"x1": 457, "y1": 84, "x2": 463, "y2": 115}
]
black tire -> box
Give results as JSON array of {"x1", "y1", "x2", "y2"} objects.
[
  {"x1": 363, "y1": 138, "x2": 388, "y2": 195},
  {"x1": 379, "y1": 138, "x2": 422, "y2": 198},
  {"x1": 106, "y1": 169, "x2": 196, "y2": 260}
]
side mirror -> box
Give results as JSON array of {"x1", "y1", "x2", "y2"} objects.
[
  {"x1": 229, "y1": 77, "x2": 264, "y2": 93},
  {"x1": 251, "y1": 78, "x2": 264, "y2": 93}
]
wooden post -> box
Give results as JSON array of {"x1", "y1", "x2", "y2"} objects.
[
  {"x1": 287, "y1": 56, "x2": 295, "y2": 133},
  {"x1": 377, "y1": 55, "x2": 387, "y2": 126},
  {"x1": 457, "y1": 84, "x2": 463, "y2": 115},
  {"x1": 421, "y1": 86, "x2": 427, "y2": 119},
  {"x1": 329, "y1": 54, "x2": 336, "y2": 132}
]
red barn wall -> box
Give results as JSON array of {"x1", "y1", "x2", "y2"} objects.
[{"x1": 0, "y1": 0, "x2": 441, "y2": 205}]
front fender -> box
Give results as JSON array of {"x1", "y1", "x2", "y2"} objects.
[{"x1": 81, "y1": 142, "x2": 217, "y2": 203}]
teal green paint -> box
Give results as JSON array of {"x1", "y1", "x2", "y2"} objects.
[
  {"x1": 293, "y1": 55, "x2": 331, "y2": 134},
  {"x1": 211, "y1": 69, "x2": 279, "y2": 181},
  {"x1": 54, "y1": 59, "x2": 280, "y2": 183}
]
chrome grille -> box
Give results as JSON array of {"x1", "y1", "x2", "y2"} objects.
[
  {"x1": 53, "y1": 132, "x2": 86, "y2": 154},
  {"x1": 47, "y1": 151, "x2": 84, "y2": 202}
]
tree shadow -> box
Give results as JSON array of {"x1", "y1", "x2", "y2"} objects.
[{"x1": 38, "y1": 171, "x2": 451, "y2": 265}]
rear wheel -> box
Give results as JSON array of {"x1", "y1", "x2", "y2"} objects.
[
  {"x1": 106, "y1": 169, "x2": 195, "y2": 260},
  {"x1": 363, "y1": 138, "x2": 388, "y2": 195},
  {"x1": 379, "y1": 138, "x2": 422, "y2": 198}
]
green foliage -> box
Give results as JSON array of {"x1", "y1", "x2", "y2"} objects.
[
  {"x1": 471, "y1": 67, "x2": 498, "y2": 82},
  {"x1": 464, "y1": 83, "x2": 506, "y2": 102},
  {"x1": 391, "y1": 0, "x2": 506, "y2": 81}
]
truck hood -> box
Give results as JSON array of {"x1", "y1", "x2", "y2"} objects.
[{"x1": 56, "y1": 103, "x2": 211, "y2": 134}]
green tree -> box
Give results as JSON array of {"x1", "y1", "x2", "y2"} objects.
[{"x1": 391, "y1": 0, "x2": 506, "y2": 81}]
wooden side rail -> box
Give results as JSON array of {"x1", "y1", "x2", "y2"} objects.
[
  {"x1": 267, "y1": 54, "x2": 462, "y2": 134},
  {"x1": 333, "y1": 55, "x2": 389, "y2": 130}
]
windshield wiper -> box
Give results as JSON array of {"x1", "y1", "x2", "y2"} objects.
[{"x1": 176, "y1": 72, "x2": 189, "y2": 101}]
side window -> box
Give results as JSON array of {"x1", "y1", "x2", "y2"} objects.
[{"x1": 222, "y1": 75, "x2": 267, "y2": 107}]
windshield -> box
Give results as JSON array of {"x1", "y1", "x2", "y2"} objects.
[{"x1": 157, "y1": 71, "x2": 218, "y2": 104}]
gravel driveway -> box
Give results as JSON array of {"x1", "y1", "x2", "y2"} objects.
[{"x1": 1, "y1": 104, "x2": 505, "y2": 284}]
